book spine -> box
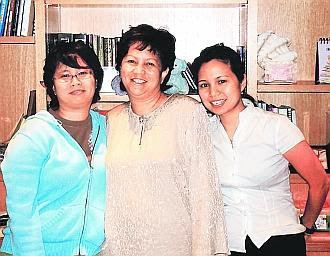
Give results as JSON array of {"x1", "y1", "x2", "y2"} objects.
[
  {"x1": 73, "y1": 33, "x2": 88, "y2": 44},
  {"x1": 98, "y1": 36, "x2": 104, "y2": 67},
  {"x1": 15, "y1": 0, "x2": 25, "y2": 36},
  {"x1": 57, "y1": 32, "x2": 73, "y2": 43},
  {"x1": 102, "y1": 37, "x2": 108, "y2": 67},
  {"x1": 46, "y1": 33, "x2": 58, "y2": 53},
  {"x1": 20, "y1": 0, "x2": 33, "y2": 36},
  {"x1": 4, "y1": 0, "x2": 16, "y2": 36},
  {"x1": 0, "y1": 0, "x2": 10, "y2": 36},
  {"x1": 108, "y1": 37, "x2": 114, "y2": 67},
  {"x1": 3, "y1": 0, "x2": 11, "y2": 35},
  {"x1": 10, "y1": 0, "x2": 20, "y2": 36}
]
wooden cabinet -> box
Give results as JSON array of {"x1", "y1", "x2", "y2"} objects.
[
  {"x1": 0, "y1": 0, "x2": 46, "y2": 143},
  {"x1": 257, "y1": 0, "x2": 330, "y2": 146},
  {"x1": 0, "y1": 40, "x2": 36, "y2": 143},
  {"x1": 1, "y1": 0, "x2": 329, "y2": 144},
  {"x1": 290, "y1": 174, "x2": 330, "y2": 256}
]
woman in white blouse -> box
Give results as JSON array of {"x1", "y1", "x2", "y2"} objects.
[{"x1": 191, "y1": 43, "x2": 329, "y2": 256}]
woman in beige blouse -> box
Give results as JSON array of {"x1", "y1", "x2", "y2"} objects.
[{"x1": 100, "y1": 24, "x2": 229, "y2": 256}]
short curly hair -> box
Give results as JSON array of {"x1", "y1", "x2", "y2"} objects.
[{"x1": 116, "y1": 24, "x2": 176, "y2": 92}]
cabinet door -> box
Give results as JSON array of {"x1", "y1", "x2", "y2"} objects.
[{"x1": 0, "y1": 44, "x2": 36, "y2": 142}]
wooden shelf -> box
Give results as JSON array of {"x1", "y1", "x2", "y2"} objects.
[
  {"x1": 258, "y1": 81, "x2": 330, "y2": 93},
  {"x1": 45, "y1": 0, "x2": 247, "y2": 6},
  {"x1": 0, "y1": 36, "x2": 35, "y2": 44},
  {"x1": 306, "y1": 232, "x2": 330, "y2": 252}
]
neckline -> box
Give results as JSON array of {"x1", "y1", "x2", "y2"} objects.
[
  {"x1": 128, "y1": 93, "x2": 177, "y2": 119},
  {"x1": 126, "y1": 94, "x2": 178, "y2": 136},
  {"x1": 49, "y1": 109, "x2": 91, "y2": 127}
]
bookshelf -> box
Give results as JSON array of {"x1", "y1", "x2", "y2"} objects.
[
  {"x1": 34, "y1": 0, "x2": 257, "y2": 110},
  {"x1": 0, "y1": 1, "x2": 329, "y2": 252},
  {"x1": 0, "y1": 0, "x2": 329, "y2": 145},
  {"x1": 0, "y1": 0, "x2": 39, "y2": 143},
  {"x1": 257, "y1": 0, "x2": 330, "y2": 146},
  {"x1": 0, "y1": 36, "x2": 34, "y2": 44},
  {"x1": 258, "y1": 81, "x2": 330, "y2": 93}
]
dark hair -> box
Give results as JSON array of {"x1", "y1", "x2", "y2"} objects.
[
  {"x1": 191, "y1": 43, "x2": 245, "y2": 85},
  {"x1": 43, "y1": 40, "x2": 104, "y2": 110},
  {"x1": 116, "y1": 24, "x2": 176, "y2": 92}
]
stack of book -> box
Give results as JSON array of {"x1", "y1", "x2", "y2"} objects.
[
  {"x1": 0, "y1": 0, "x2": 35, "y2": 37},
  {"x1": 47, "y1": 33, "x2": 121, "y2": 68},
  {"x1": 257, "y1": 100, "x2": 297, "y2": 125}
]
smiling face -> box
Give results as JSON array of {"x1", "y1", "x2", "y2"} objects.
[
  {"x1": 119, "y1": 42, "x2": 169, "y2": 100},
  {"x1": 53, "y1": 56, "x2": 96, "y2": 112},
  {"x1": 197, "y1": 59, "x2": 246, "y2": 118}
]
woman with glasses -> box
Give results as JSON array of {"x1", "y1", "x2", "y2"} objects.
[{"x1": 0, "y1": 41, "x2": 107, "y2": 256}]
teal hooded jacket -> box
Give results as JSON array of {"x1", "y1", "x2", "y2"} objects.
[{"x1": 0, "y1": 110, "x2": 107, "y2": 256}]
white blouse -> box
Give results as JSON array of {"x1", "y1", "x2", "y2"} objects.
[{"x1": 210, "y1": 105, "x2": 305, "y2": 253}]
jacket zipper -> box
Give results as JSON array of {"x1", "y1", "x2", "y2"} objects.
[{"x1": 78, "y1": 124, "x2": 100, "y2": 254}]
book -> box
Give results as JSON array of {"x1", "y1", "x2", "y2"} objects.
[
  {"x1": 111, "y1": 37, "x2": 120, "y2": 67},
  {"x1": 0, "y1": 0, "x2": 10, "y2": 36},
  {"x1": 4, "y1": 0, "x2": 17, "y2": 36},
  {"x1": 107, "y1": 37, "x2": 113, "y2": 67},
  {"x1": 103, "y1": 37, "x2": 109, "y2": 66},
  {"x1": 73, "y1": 33, "x2": 88, "y2": 44},
  {"x1": 15, "y1": 0, "x2": 24, "y2": 35},
  {"x1": 278, "y1": 105, "x2": 289, "y2": 118},
  {"x1": 98, "y1": 36, "x2": 104, "y2": 66},
  {"x1": 10, "y1": 0, "x2": 20, "y2": 36},
  {"x1": 91, "y1": 34, "x2": 99, "y2": 58},
  {"x1": 46, "y1": 32, "x2": 58, "y2": 53},
  {"x1": 315, "y1": 38, "x2": 330, "y2": 84},
  {"x1": 291, "y1": 108, "x2": 297, "y2": 125},
  {"x1": 3, "y1": 0, "x2": 11, "y2": 35},
  {"x1": 26, "y1": 89, "x2": 36, "y2": 117},
  {"x1": 87, "y1": 33, "x2": 94, "y2": 48},
  {"x1": 20, "y1": 0, "x2": 34, "y2": 36},
  {"x1": 57, "y1": 32, "x2": 73, "y2": 43}
]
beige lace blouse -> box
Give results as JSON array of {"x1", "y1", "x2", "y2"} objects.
[{"x1": 102, "y1": 94, "x2": 229, "y2": 256}]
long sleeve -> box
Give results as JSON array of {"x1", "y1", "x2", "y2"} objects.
[
  {"x1": 1, "y1": 130, "x2": 46, "y2": 255},
  {"x1": 186, "y1": 105, "x2": 229, "y2": 256}
]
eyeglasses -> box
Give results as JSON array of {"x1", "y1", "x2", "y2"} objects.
[{"x1": 53, "y1": 70, "x2": 94, "y2": 84}]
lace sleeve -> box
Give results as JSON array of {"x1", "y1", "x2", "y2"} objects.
[{"x1": 185, "y1": 104, "x2": 229, "y2": 256}]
